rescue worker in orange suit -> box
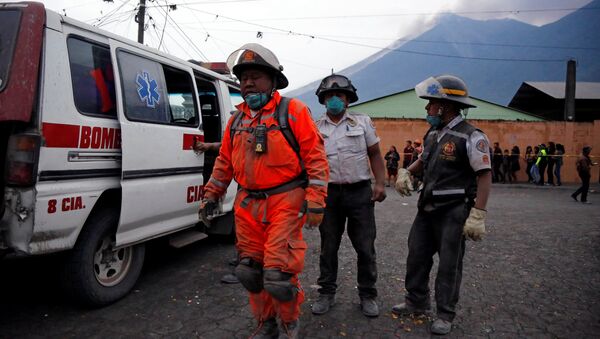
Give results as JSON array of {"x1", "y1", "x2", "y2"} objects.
[
  {"x1": 394, "y1": 75, "x2": 492, "y2": 335},
  {"x1": 199, "y1": 43, "x2": 329, "y2": 339},
  {"x1": 311, "y1": 74, "x2": 387, "y2": 318}
]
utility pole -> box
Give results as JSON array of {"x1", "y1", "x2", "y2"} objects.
[
  {"x1": 564, "y1": 59, "x2": 576, "y2": 121},
  {"x1": 136, "y1": 0, "x2": 146, "y2": 44}
]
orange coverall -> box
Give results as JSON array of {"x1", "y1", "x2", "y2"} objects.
[{"x1": 204, "y1": 91, "x2": 328, "y2": 322}]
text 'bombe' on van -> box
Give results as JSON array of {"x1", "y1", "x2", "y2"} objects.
[{"x1": 0, "y1": 1, "x2": 241, "y2": 307}]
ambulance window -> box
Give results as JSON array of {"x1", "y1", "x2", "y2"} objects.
[
  {"x1": 67, "y1": 37, "x2": 117, "y2": 117},
  {"x1": 229, "y1": 87, "x2": 243, "y2": 107},
  {"x1": 196, "y1": 78, "x2": 221, "y2": 142},
  {"x1": 0, "y1": 9, "x2": 21, "y2": 92},
  {"x1": 117, "y1": 50, "x2": 198, "y2": 126},
  {"x1": 164, "y1": 66, "x2": 198, "y2": 126}
]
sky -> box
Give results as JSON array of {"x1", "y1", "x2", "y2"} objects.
[{"x1": 30, "y1": 0, "x2": 593, "y2": 92}]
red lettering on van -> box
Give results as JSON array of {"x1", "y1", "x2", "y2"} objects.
[
  {"x1": 187, "y1": 184, "x2": 204, "y2": 203},
  {"x1": 61, "y1": 196, "x2": 84, "y2": 212},
  {"x1": 79, "y1": 126, "x2": 121, "y2": 149}
]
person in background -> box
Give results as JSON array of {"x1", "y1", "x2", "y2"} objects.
[
  {"x1": 509, "y1": 145, "x2": 521, "y2": 183},
  {"x1": 393, "y1": 74, "x2": 492, "y2": 335},
  {"x1": 411, "y1": 139, "x2": 423, "y2": 191},
  {"x1": 547, "y1": 141, "x2": 556, "y2": 185},
  {"x1": 502, "y1": 149, "x2": 510, "y2": 183},
  {"x1": 554, "y1": 143, "x2": 565, "y2": 186},
  {"x1": 402, "y1": 140, "x2": 414, "y2": 169},
  {"x1": 492, "y1": 142, "x2": 503, "y2": 183},
  {"x1": 536, "y1": 144, "x2": 548, "y2": 186},
  {"x1": 525, "y1": 146, "x2": 535, "y2": 183},
  {"x1": 571, "y1": 146, "x2": 594, "y2": 204},
  {"x1": 384, "y1": 145, "x2": 401, "y2": 187},
  {"x1": 312, "y1": 74, "x2": 387, "y2": 318}
]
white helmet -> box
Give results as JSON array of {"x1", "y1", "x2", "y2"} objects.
[
  {"x1": 226, "y1": 43, "x2": 288, "y2": 89},
  {"x1": 415, "y1": 75, "x2": 476, "y2": 108}
]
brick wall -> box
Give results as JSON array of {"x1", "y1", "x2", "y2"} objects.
[{"x1": 374, "y1": 118, "x2": 600, "y2": 184}]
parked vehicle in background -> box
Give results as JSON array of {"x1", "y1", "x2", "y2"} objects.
[{"x1": 0, "y1": 1, "x2": 240, "y2": 306}]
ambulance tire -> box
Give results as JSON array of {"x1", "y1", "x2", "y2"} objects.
[{"x1": 63, "y1": 207, "x2": 145, "y2": 307}]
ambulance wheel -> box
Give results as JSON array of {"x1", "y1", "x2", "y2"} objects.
[{"x1": 63, "y1": 208, "x2": 145, "y2": 307}]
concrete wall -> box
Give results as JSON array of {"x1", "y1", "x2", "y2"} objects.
[{"x1": 374, "y1": 118, "x2": 600, "y2": 184}]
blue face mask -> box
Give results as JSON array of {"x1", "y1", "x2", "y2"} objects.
[
  {"x1": 426, "y1": 115, "x2": 442, "y2": 128},
  {"x1": 326, "y1": 96, "x2": 346, "y2": 116},
  {"x1": 244, "y1": 93, "x2": 270, "y2": 110}
]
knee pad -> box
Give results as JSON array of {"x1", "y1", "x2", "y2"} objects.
[
  {"x1": 235, "y1": 258, "x2": 263, "y2": 293},
  {"x1": 263, "y1": 269, "x2": 297, "y2": 302}
]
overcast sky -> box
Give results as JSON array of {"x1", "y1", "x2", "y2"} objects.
[{"x1": 34, "y1": 0, "x2": 593, "y2": 91}]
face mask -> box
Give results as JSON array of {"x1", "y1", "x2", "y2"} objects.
[
  {"x1": 244, "y1": 93, "x2": 270, "y2": 110},
  {"x1": 426, "y1": 115, "x2": 442, "y2": 128},
  {"x1": 326, "y1": 96, "x2": 345, "y2": 116}
]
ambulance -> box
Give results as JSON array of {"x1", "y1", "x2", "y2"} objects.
[{"x1": 0, "y1": 2, "x2": 240, "y2": 306}]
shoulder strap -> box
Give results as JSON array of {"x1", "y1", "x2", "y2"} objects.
[
  {"x1": 229, "y1": 110, "x2": 244, "y2": 148},
  {"x1": 275, "y1": 97, "x2": 305, "y2": 172}
]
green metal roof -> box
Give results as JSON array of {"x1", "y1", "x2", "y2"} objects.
[{"x1": 350, "y1": 89, "x2": 545, "y2": 121}]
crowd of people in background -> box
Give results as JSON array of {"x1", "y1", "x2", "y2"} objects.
[
  {"x1": 385, "y1": 139, "x2": 423, "y2": 190},
  {"x1": 490, "y1": 141, "x2": 568, "y2": 186}
]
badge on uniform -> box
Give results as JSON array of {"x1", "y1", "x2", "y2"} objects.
[
  {"x1": 475, "y1": 139, "x2": 488, "y2": 153},
  {"x1": 482, "y1": 154, "x2": 490, "y2": 165},
  {"x1": 440, "y1": 141, "x2": 457, "y2": 161},
  {"x1": 347, "y1": 119, "x2": 357, "y2": 127}
]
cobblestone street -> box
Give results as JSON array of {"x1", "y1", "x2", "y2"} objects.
[{"x1": 1, "y1": 184, "x2": 599, "y2": 338}]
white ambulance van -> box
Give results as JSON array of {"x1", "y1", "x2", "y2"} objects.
[{"x1": 0, "y1": 2, "x2": 240, "y2": 306}]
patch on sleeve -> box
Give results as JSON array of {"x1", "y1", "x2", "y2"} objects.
[
  {"x1": 482, "y1": 154, "x2": 490, "y2": 165},
  {"x1": 369, "y1": 120, "x2": 376, "y2": 129},
  {"x1": 475, "y1": 139, "x2": 488, "y2": 153}
]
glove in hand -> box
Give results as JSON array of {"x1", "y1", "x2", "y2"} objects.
[
  {"x1": 304, "y1": 200, "x2": 324, "y2": 229},
  {"x1": 199, "y1": 199, "x2": 217, "y2": 226},
  {"x1": 395, "y1": 168, "x2": 413, "y2": 196},
  {"x1": 463, "y1": 207, "x2": 486, "y2": 241}
]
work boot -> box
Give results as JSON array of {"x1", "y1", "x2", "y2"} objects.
[
  {"x1": 311, "y1": 294, "x2": 335, "y2": 315},
  {"x1": 278, "y1": 319, "x2": 299, "y2": 339},
  {"x1": 228, "y1": 257, "x2": 239, "y2": 266},
  {"x1": 391, "y1": 302, "x2": 431, "y2": 316},
  {"x1": 220, "y1": 273, "x2": 239, "y2": 284},
  {"x1": 360, "y1": 296, "x2": 379, "y2": 317},
  {"x1": 250, "y1": 318, "x2": 278, "y2": 339},
  {"x1": 430, "y1": 318, "x2": 452, "y2": 335}
]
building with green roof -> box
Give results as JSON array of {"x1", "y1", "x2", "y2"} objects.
[{"x1": 350, "y1": 89, "x2": 545, "y2": 121}]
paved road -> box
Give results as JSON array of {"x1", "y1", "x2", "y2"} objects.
[{"x1": 1, "y1": 184, "x2": 599, "y2": 338}]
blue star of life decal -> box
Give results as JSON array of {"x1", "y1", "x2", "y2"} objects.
[
  {"x1": 136, "y1": 71, "x2": 160, "y2": 108},
  {"x1": 427, "y1": 84, "x2": 440, "y2": 96}
]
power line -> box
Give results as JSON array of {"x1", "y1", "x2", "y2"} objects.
[
  {"x1": 152, "y1": 5, "x2": 209, "y2": 61},
  {"x1": 176, "y1": 25, "x2": 600, "y2": 52},
  {"x1": 181, "y1": 7, "x2": 572, "y2": 63}
]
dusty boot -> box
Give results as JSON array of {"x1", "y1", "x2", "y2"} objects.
[
  {"x1": 391, "y1": 302, "x2": 431, "y2": 316},
  {"x1": 360, "y1": 296, "x2": 379, "y2": 317},
  {"x1": 220, "y1": 273, "x2": 240, "y2": 284},
  {"x1": 278, "y1": 319, "x2": 299, "y2": 339},
  {"x1": 250, "y1": 318, "x2": 279, "y2": 339},
  {"x1": 311, "y1": 294, "x2": 335, "y2": 315},
  {"x1": 430, "y1": 318, "x2": 452, "y2": 335}
]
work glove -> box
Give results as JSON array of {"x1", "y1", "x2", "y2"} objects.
[
  {"x1": 199, "y1": 199, "x2": 218, "y2": 227},
  {"x1": 463, "y1": 207, "x2": 487, "y2": 241},
  {"x1": 301, "y1": 200, "x2": 324, "y2": 229},
  {"x1": 395, "y1": 168, "x2": 413, "y2": 196}
]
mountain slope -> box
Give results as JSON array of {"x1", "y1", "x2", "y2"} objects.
[{"x1": 288, "y1": 1, "x2": 600, "y2": 115}]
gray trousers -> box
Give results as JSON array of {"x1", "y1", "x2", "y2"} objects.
[{"x1": 405, "y1": 202, "x2": 469, "y2": 321}]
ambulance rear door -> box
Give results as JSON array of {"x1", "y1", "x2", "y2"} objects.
[{"x1": 110, "y1": 41, "x2": 205, "y2": 246}]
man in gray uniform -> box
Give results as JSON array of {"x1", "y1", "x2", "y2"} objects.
[
  {"x1": 394, "y1": 75, "x2": 492, "y2": 335},
  {"x1": 311, "y1": 74, "x2": 387, "y2": 317}
]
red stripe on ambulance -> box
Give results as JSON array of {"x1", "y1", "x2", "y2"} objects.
[
  {"x1": 42, "y1": 123, "x2": 121, "y2": 149},
  {"x1": 183, "y1": 133, "x2": 204, "y2": 150}
]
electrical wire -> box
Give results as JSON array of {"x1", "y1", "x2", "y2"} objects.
[
  {"x1": 181, "y1": 7, "x2": 579, "y2": 63},
  {"x1": 152, "y1": 5, "x2": 209, "y2": 61}
]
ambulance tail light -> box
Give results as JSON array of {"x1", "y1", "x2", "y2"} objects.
[{"x1": 5, "y1": 133, "x2": 41, "y2": 186}]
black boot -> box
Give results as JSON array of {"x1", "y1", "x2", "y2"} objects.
[
  {"x1": 278, "y1": 319, "x2": 299, "y2": 339},
  {"x1": 251, "y1": 318, "x2": 279, "y2": 339}
]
